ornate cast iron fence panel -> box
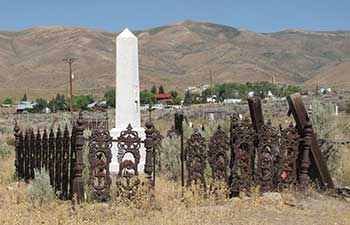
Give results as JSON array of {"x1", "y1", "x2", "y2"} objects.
[
  {"x1": 88, "y1": 125, "x2": 112, "y2": 202},
  {"x1": 117, "y1": 124, "x2": 142, "y2": 176},
  {"x1": 116, "y1": 124, "x2": 143, "y2": 199},
  {"x1": 277, "y1": 123, "x2": 301, "y2": 189},
  {"x1": 276, "y1": 123, "x2": 301, "y2": 189},
  {"x1": 62, "y1": 126, "x2": 70, "y2": 200},
  {"x1": 185, "y1": 129, "x2": 207, "y2": 190},
  {"x1": 208, "y1": 125, "x2": 230, "y2": 184},
  {"x1": 231, "y1": 118, "x2": 256, "y2": 194},
  {"x1": 255, "y1": 120, "x2": 279, "y2": 192},
  {"x1": 14, "y1": 121, "x2": 81, "y2": 201},
  {"x1": 153, "y1": 129, "x2": 163, "y2": 172}
]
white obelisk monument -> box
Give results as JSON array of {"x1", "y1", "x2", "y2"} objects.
[{"x1": 110, "y1": 28, "x2": 145, "y2": 174}]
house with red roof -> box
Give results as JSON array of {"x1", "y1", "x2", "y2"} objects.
[{"x1": 154, "y1": 93, "x2": 173, "y2": 104}]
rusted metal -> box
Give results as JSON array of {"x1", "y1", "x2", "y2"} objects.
[
  {"x1": 72, "y1": 111, "x2": 85, "y2": 203},
  {"x1": 62, "y1": 126, "x2": 70, "y2": 200},
  {"x1": 13, "y1": 120, "x2": 81, "y2": 201},
  {"x1": 35, "y1": 129, "x2": 42, "y2": 170},
  {"x1": 144, "y1": 121, "x2": 155, "y2": 188},
  {"x1": 208, "y1": 125, "x2": 230, "y2": 183},
  {"x1": 231, "y1": 117, "x2": 255, "y2": 194},
  {"x1": 185, "y1": 129, "x2": 207, "y2": 190},
  {"x1": 48, "y1": 128, "x2": 55, "y2": 186},
  {"x1": 277, "y1": 122, "x2": 301, "y2": 190},
  {"x1": 55, "y1": 127, "x2": 62, "y2": 192},
  {"x1": 255, "y1": 120, "x2": 278, "y2": 192},
  {"x1": 153, "y1": 129, "x2": 163, "y2": 174},
  {"x1": 42, "y1": 129, "x2": 48, "y2": 171},
  {"x1": 174, "y1": 112, "x2": 185, "y2": 188},
  {"x1": 117, "y1": 124, "x2": 142, "y2": 175},
  {"x1": 116, "y1": 123, "x2": 143, "y2": 198},
  {"x1": 88, "y1": 124, "x2": 112, "y2": 202},
  {"x1": 14, "y1": 121, "x2": 22, "y2": 179},
  {"x1": 69, "y1": 125, "x2": 76, "y2": 200},
  {"x1": 30, "y1": 129, "x2": 35, "y2": 179}
]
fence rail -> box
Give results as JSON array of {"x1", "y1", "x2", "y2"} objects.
[{"x1": 14, "y1": 113, "x2": 85, "y2": 201}]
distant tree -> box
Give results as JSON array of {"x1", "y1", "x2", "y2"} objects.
[
  {"x1": 73, "y1": 95, "x2": 94, "y2": 110},
  {"x1": 140, "y1": 90, "x2": 155, "y2": 104},
  {"x1": 151, "y1": 85, "x2": 157, "y2": 94},
  {"x1": 158, "y1": 85, "x2": 165, "y2": 94},
  {"x1": 50, "y1": 94, "x2": 67, "y2": 111},
  {"x1": 21, "y1": 93, "x2": 27, "y2": 102},
  {"x1": 183, "y1": 90, "x2": 192, "y2": 106},
  {"x1": 104, "y1": 89, "x2": 116, "y2": 108},
  {"x1": 280, "y1": 86, "x2": 302, "y2": 97},
  {"x1": 170, "y1": 90, "x2": 178, "y2": 99},
  {"x1": 2, "y1": 97, "x2": 13, "y2": 105},
  {"x1": 33, "y1": 98, "x2": 49, "y2": 113},
  {"x1": 173, "y1": 96, "x2": 182, "y2": 105}
]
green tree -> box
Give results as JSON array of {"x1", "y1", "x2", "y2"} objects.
[
  {"x1": 170, "y1": 90, "x2": 178, "y2": 99},
  {"x1": 49, "y1": 94, "x2": 66, "y2": 111},
  {"x1": 104, "y1": 89, "x2": 116, "y2": 108},
  {"x1": 140, "y1": 90, "x2": 155, "y2": 104},
  {"x1": 158, "y1": 85, "x2": 165, "y2": 94},
  {"x1": 21, "y1": 93, "x2": 27, "y2": 101},
  {"x1": 183, "y1": 90, "x2": 192, "y2": 105},
  {"x1": 2, "y1": 97, "x2": 13, "y2": 105},
  {"x1": 173, "y1": 96, "x2": 182, "y2": 105},
  {"x1": 280, "y1": 85, "x2": 302, "y2": 97},
  {"x1": 151, "y1": 85, "x2": 157, "y2": 94},
  {"x1": 73, "y1": 95, "x2": 94, "y2": 110},
  {"x1": 33, "y1": 98, "x2": 49, "y2": 113}
]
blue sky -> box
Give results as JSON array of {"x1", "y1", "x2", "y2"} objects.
[{"x1": 1, "y1": 0, "x2": 349, "y2": 32}]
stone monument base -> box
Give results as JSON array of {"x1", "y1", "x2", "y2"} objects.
[{"x1": 109, "y1": 127, "x2": 146, "y2": 174}]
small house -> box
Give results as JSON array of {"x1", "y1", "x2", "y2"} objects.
[{"x1": 155, "y1": 93, "x2": 173, "y2": 104}]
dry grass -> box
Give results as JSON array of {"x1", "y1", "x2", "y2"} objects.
[
  {"x1": 0, "y1": 152, "x2": 350, "y2": 225},
  {"x1": 1, "y1": 106, "x2": 350, "y2": 224}
]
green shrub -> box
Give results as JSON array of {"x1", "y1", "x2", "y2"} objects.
[
  {"x1": 310, "y1": 99, "x2": 337, "y2": 140},
  {"x1": 2, "y1": 97, "x2": 13, "y2": 105},
  {"x1": 0, "y1": 143, "x2": 11, "y2": 159},
  {"x1": 28, "y1": 169, "x2": 54, "y2": 205}
]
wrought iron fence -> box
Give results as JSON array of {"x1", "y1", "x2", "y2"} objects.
[{"x1": 14, "y1": 123, "x2": 76, "y2": 199}]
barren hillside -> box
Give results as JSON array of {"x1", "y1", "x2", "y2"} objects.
[{"x1": 0, "y1": 20, "x2": 350, "y2": 98}]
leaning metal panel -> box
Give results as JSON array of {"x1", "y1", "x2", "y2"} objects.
[
  {"x1": 255, "y1": 120, "x2": 279, "y2": 192},
  {"x1": 208, "y1": 125, "x2": 230, "y2": 184},
  {"x1": 231, "y1": 118, "x2": 256, "y2": 194},
  {"x1": 185, "y1": 129, "x2": 207, "y2": 190},
  {"x1": 277, "y1": 123, "x2": 301, "y2": 190},
  {"x1": 88, "y1": 125, "x2": 112, "y2": 201}
]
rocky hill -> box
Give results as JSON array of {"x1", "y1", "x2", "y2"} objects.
[{"x1": 1, "y1": 20, "x2": 350, "y2": 98}]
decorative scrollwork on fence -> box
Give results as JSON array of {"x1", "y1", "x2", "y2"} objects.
[
  {"x1": 153, "y1": 129, "x2": 163, "y2": 172},
  {"x1": 208, "y1": 125, "x2": 230, "y2": 183},
  {"x1": 117, "y1": 124, "x2": 141, "y2": 175},
  {"x1": 255, "y1": 120, "x2": 279, "y2": 192},
  {"x1": 231, "y1": 118, "x2": 256, "y2": 194},
  {"x1": 116, "y1": 124, "x2": 143, "y2": 199},
  {"x1": 88, "y1": 125, "x2": 112, "y2": 201},
  {"x1": 277, "y1": 123, "x2": 301, "y2": 189},
  {"x1": 185, "y1": 129, "x2": 207, "y2": 190}
]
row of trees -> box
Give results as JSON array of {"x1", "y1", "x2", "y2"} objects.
[
  {"x1": 104, "y1": 85, "x2": 182, "y2": 106},
  {"x1": 183, "y1": 81, "x2": 302, "y2": 105},
  {"x1": 2, "y1": 82, "x2": 303, "y2": 111}
]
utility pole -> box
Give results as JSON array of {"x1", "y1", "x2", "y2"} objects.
[
  {"x1": 209, "y1": 70, "x2": 213, "y2": 90},
  {"x1": 62, "y1": 57, "x2": 78, "y2": 113}
]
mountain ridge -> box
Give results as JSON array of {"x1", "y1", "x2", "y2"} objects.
[{"x1": 0, "y1": 20, "x2": 349, "y2": 98}]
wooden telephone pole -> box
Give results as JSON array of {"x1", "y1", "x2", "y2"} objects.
[{"x1": 62, "y1": 57, "x2": 78, "y2": 113}]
